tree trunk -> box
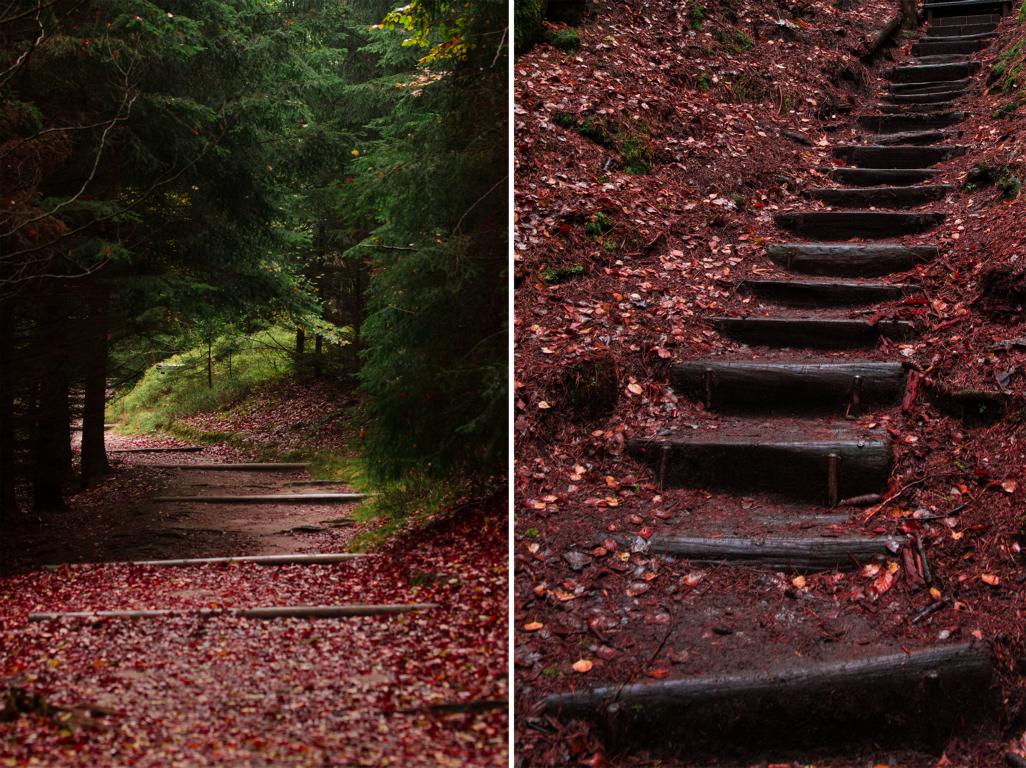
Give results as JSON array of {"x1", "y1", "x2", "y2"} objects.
[
  {"x1": 80, "y1": 286, "x2": 110, "y2": 487},
  {"x1": 0, "y1": 298, "x2": 19, "y2": 521},
  {"x1": 32, "y1": 362, "x2": 69, "y2": 514},
  {"x1": 295, "y1": 327, "x2": 306, "y2": 357}
]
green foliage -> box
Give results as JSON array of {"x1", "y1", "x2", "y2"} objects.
[
  {"x1": 542, "y1": 264, "x2": 585, "y2": 283},
  {"x1": 1019, "y1": 0, "x2": 1026, "y2": 23},
  {"x1": 715, "y1": 28, "x2": 754, "y2": 52},
  {"x1": 515, "y1": 0, "x2": 549, "y2": 53},
  {"x1": 585, "y1": 212, "x2": 613, "y2": 237},
  {"x1": 546, "y1": 29, "x2": 581, "y2": 52},
  {"x1": 113, "y1": 328, "x2": 295, "y2": 432},
  {"x1": 578, "y1": 115, "x2": 614, "y2": 146},
  {"x1": 689, "y1": 2, "x2": 706, "y2": 29},
  {"x1": 697, "y1": 74, "x2": 712, "y2": 91},
  {"x1": 620, "y1": 131, "x2": 652, "y2": 174},
  {"x1": 554, "y1": 111, "x2": 577, "y2": 128},
  {"x1": 730, "y1": 73, "x2": 769, "y2": 103}
]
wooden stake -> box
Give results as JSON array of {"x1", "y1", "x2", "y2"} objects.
[{"x1": 29, "y1": 604, "x2": 436, "y2": 622}]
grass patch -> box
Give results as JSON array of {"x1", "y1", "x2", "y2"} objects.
[
  {"x1": 1019, "y1": 0, "x2": 1026, "y2": 23},
  {"x1": 546, "y1": 28, "x2": 580, "y2": 52},
  {"x1": 584, "y1": 211, "x2": 613, "y2": 237},
  {"x1": 715, "y1": 28, "x2": 755, "y2": 53},
  {"x1": 578, "y1": 115, "x2": 614, "y2": 146},
  {"x1": 347, "y1": 473, "x2": 469, "y2": 552},
  {"x1": 620, "y1": 132, "x2": 652, "y2": 174},
  {"x1": 112, "y1": 327, "x2": 294, "y2": 433},
  {"x1": 542, "y1": 264, "x2": 586, "y2": 284},
  {"x1": 689, "y1": 2, "x2": 705, "y2": 29}
]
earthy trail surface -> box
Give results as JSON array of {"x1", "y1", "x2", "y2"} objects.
[
  {"x1": 1, "y1": 387, "x2": 507, "y2": 766},
  {"x1": 516, "y1": 0, "x2": 1026, "y2": 765}
]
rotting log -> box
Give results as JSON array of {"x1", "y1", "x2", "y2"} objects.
[
  {"x1": 152, "y1": 493, "x2": 368, "y2": 504},
  {"x1": 130, "y1": 553, "x2": 370, "y2": 567},
  {"x1": 859, "y1": 13, "x2": 902, "y2": 63},
  {"x1": 540, "y1": 643, "x2": 994, "y2": 754},
  {"x1": 29, "y1": 604, "x2": 437, "y2": 622},
  {"x1": 644, "y1": 534, "x2": 904, "y2": 570}
]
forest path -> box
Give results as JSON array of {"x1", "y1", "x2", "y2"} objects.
[
  {"x1": 1, "y1": 427, "x2": 508, "y2": 766},
  {"x1": 531, "y1": 1, "x2": 1010, "y2": 764}
]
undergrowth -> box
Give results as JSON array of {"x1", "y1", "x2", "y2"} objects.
[{"x1": 111, "y1": 327, "x2": 294, "y2": 432}]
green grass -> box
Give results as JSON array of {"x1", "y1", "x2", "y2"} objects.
[
  {"x1": 111, "y1": 327, "x2": 294, "y2": 433},
  {"x1": 542, "y1": 264, "x2": 585, "y2": 284},
  {"x1": 546, "y1": 29, "x2": 580, "y2": 52},
  {"x1": 689, "y1": 2, "x2": 705, "y2": 29}
]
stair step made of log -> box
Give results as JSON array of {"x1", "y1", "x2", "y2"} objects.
[
  {"x1": 912, "y1": 39, "x2": 988, "y2": 55},
  {"x1": 807, "y1": 184, "x2": 953, "y2": 207},
  {"x1": 766, "y1": 243, "x2": 937, "y2": 276},
  {"x1": 888, "y1": 79, "x2": 969, "y2": 93},
  {"x1": 883, "y1": 62, "x2": 980, "y2": 81},
  {"x1": 644, "y1": 534, "x2": 905, "y2": 569},
  {"x1": 857, "y1": 112, "x2": 965, "y2": 132},
  {"x1": 153, "y1": 493, "x2": 368, "y2": 504},
  {"x1": 923, "y1": 23, "x2": 998, "y2": 36},
  {"x1": 829, "y1": 167, "x2": 941, "y2": 185},
  {"x1": 670, "y1": 360, "x2": 907, "y2": 412},
  {"x1": 713, "y1": 316, "x2": 915, "y2": 348},
  {"x1": 540, "y1": 644, "x2": 993, "y2": 756},
  {"x1": 739, "y1": 279, "x2": 913, "y2": 306},
  {"x1": 928, "y1": 8, "x2": 1003, "y2": 21},
  {"x1": 833, "y1": 144, "x2": 967, "y2": 167},
  {"x1": 627, "y1": 422, "x2": 892, "y2": 502},
  {"x1": 882, "y1": 90, "x2": 965, "y2": 104},
  {"x1": 775, "y1": 210, "x2": 945, "y2": 239},
  {"x1": 873, "y1": 129, "x2": 960, "y2": 145}
]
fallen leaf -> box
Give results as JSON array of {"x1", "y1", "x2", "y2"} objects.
[{"x1": 572, "y1": 659, "x2": 593, "y2": 673}]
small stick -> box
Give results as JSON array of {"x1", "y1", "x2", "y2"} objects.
[
  {"x1": 837, "y1": 493, "x2": 883, "y2": 508},
  {"x1": 915, "y1": 534, "x2": 932, "y2": 585},
  {"x1": 911, "y1": 597, "x2": 950, "y2": 624}
]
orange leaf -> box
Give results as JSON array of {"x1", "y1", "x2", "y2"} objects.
[{"x1": 572, "y1": 659, "x2": 593, "y2": 673}]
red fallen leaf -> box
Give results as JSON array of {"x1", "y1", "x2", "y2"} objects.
[
  {"x1": 648, "y1": 667, "x2": 670, "y2": 679},
  {"x1": 981, "y1": 573, "x2": 1000, "y2": 586},
  {"x1": 572, "y1": 659, "x2": 594, "y2": 673},
  {"x1": 870, "y1": 564, "x2": 899, "y2": 597},
  {"x1": 638, "y1": 526, "x2": 654, "y2": 539},
  {"x1": 1002, "y1": 480, "x2": 1017, "y2": 494},
  {"x1": 626, "y1": 582, "x2": 650, "y2": 597}
]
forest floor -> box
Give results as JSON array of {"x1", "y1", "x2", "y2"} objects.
[
  {"x1": 515, "y1": 0, "x2": 1026, "y2": 765},
  {"x1": 0, "y1": 381, "x2": 508, "y2": 766}
]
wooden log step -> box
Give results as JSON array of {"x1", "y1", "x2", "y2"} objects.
[
  {"x1": 29, "y1": 604, "x2": 437, "y2": 622},
  {"x1": 540, "y1": 643, "x2": 993, "y2": 753},
  {"x1": 883, "y1": 62, "x2": 980, "y2": 82},
  {"x1": 927, "y1": 8, "x2": 1003, "y2": 22},
  {"x1": 646, "y1": 534, "x2": 904, "y2": 569},
  {"x1": 627, "y1": 423, "x2": 892, "y2": 502},
  {"x1": 830, "y1": 167, "x2": 941, "y2": 185},
  {"x1": 775, "y1": 210, "x2": 945, "y2": 239},
  {"x1": 832, "y1": 144, "x2": 967, "y2": 168},
  {"x1": 882, "y1": 90, "x2": 964, "y2": 104},
  {"x1": 153, "y1": 493, "x2": 368, "y2": 504},
  {"x1": 873, "y1": 129, "x2": 959, "y2": 145},
  {"x1": 739, "y1": 278, "x2": 912, "y2": 306},
  {"x1": 670, "y1": 360, "x2": 907, "y2": 412},
  {"x1": 921, "y1": 30, "x2": 997, "y2": 40},
  {"x1": 130, "y1": 553, "x2": 368, "y2": 567},
  {"x1": 766, "y1": 243, "x2": 936, "y2": 276},
  {"x1": 888, "y1": 78, "x2": 969, "y2": 93},
  {"x1": 148, "y1": 462, "x2": 311, "y2": 471},
  {"x1": 875, "y1": 102, "x2": 961, "y2": 114},
  {"x1": 912, "y1": 39, "x2": 987, "y2": 56},
  {"x1": 857, "y1": 112, "x2": 965, "y2": 132},
  {"x1": 807, "y1": 184, "x2": 953, "y2": 207},
  {"x1": 911, "y1": 55, "x2": 972, "y2": 66},
  {"x1": 713, "y1": 316, "x2": 915, "y2": 348},
  {"x1": 924, "y1": 22, "x2": 998, "y2": 36},
  {"x1": 109, "y1": 446, "x2": 204, "y2": 454}
]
